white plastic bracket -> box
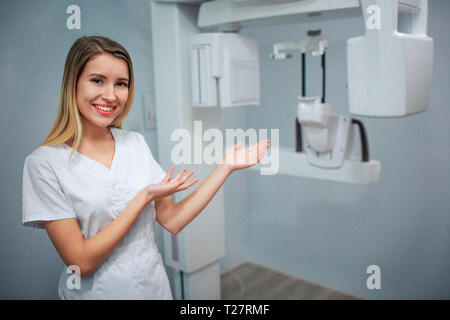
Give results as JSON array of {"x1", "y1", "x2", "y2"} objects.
[{"x1": 271, "y1": 36, "x2": 328, "y2": 60}]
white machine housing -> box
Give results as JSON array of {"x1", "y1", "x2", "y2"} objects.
[
  {"x1": 347, "y1": 0, "x2": 434, "y2": 117},
  {"x1": 191, "y1": 33, "x2": 260, "y2": 107},
  {"x1": 298, "y1": 97, "x2": 355, "y2": 169}
]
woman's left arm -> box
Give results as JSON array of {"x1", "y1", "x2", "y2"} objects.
[{"x1": 155, "y1": 139, "x2": 270, "y2": 234}]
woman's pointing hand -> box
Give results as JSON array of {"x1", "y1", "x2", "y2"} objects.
[
  {"x1": 221, "y1": 139, "x2": 270, "y2": 172},
  {"x1": 144, "y1": 166, "x2": 198, "y2": 202}
]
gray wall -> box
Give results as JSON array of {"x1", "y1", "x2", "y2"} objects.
[
  {"x1": 0, "y1": 0, "x2": 162, "y2": 299},
  {"x1": 222, "y1": 0, "x2": 450, "y2": 299}
]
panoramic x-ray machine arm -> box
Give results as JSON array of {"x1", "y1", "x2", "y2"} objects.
[{"x1": 192, "y1": 0, "x2": 433, "y2": 184}]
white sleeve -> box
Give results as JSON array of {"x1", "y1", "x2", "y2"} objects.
[
  {"x1": 136, "y1": 132, "x2": 167, "y2": 184},
  {"x1": 22, "y1": 155, "x2": 77, "y2": 229}
]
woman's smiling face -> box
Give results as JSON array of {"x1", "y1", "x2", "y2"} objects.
[{"x1": 76, "y1": 53, "x2": 129, "y2": 129}]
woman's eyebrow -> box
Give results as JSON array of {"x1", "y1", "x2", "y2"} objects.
[{"x1": 88, "y1": 73, "x2": 129, "y2": 81}]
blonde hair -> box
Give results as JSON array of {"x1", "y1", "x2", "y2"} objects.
[{"x1": 41, "y1": 36, "x2": 135, "y2": 163}]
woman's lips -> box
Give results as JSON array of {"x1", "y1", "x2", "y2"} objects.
[{"x1": 92, "y1": 104, "x2": 117, "y2": 115}]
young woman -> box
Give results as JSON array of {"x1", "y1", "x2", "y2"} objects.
[{"x1": 21, "y1": 36, "x2": 269, "y2": 300}]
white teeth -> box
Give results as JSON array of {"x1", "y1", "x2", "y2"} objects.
[{"x1": 94, "y1": 105, "x2": 115, "y2": 111}]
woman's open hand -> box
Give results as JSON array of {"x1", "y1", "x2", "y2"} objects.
[
  {"x1": 221, "y1": 139, "x2": 270, "y2": 172},
  {"x1": 144, "y1": 167, "x2": 198, "y2": 202}
]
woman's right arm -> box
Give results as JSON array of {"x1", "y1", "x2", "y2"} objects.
[
  {"x1": 44, "y1": 189, "x2": 149, "y2": 278},
  {"x1": 44, "y1": 166, "x2": 196, "y2": 279}
]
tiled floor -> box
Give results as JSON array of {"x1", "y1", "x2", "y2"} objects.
[{"x1": 221, "y1": 262, "x2": 362, "y2": 300}]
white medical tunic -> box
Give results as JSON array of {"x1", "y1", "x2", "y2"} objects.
[{"x1": 22, "y1": 127, "x2": 173, "y2": 300}]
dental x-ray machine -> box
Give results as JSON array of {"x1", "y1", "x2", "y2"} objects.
[
  {"x1": 151, "y1": 0, "x2": 434, "y2": 300},
  {"x1": 190, "y1": 0, "x2": 433, "y2": 183}
]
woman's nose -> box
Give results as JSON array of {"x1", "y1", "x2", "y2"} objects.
[{"x1": 102, "y1": 84, "x2": 116, "y2": 101}]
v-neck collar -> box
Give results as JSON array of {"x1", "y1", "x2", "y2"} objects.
[{"x1": 64, "y1": 127, "x2": 119, "y2": 174}]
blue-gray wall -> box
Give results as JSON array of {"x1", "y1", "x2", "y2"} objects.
[
  {"x1": 222, "y1": 0, "x2": 450, "y2": 299},
  {"x1": 0, "y1": 0, "x2": 162, "y2": 299}
]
